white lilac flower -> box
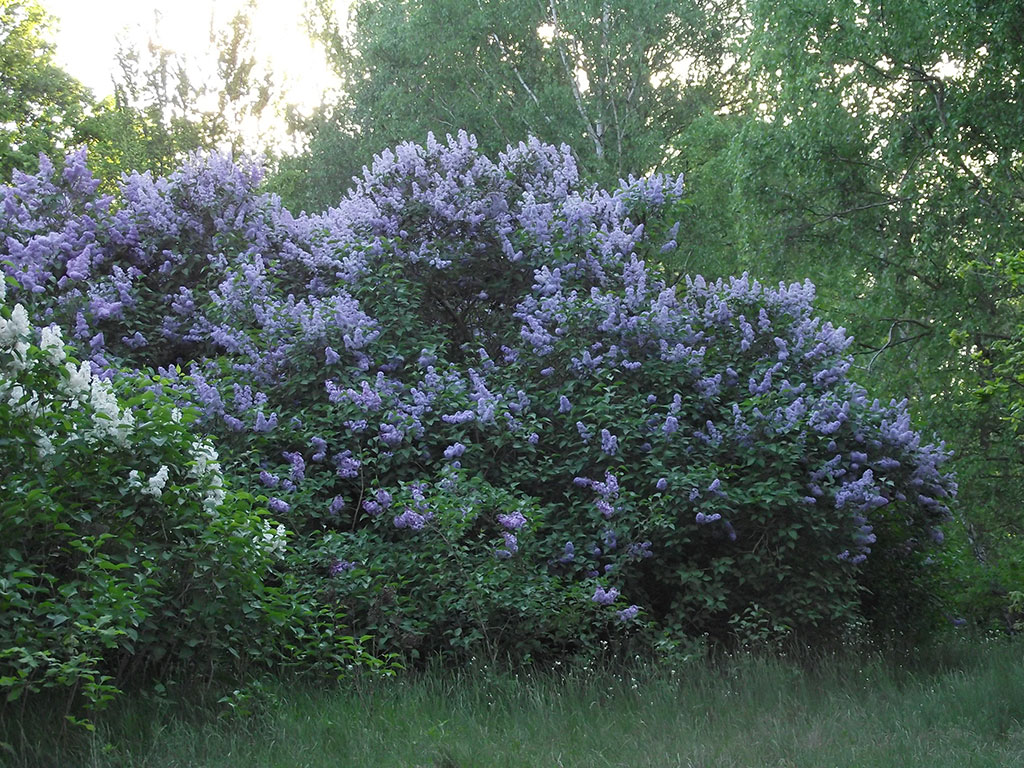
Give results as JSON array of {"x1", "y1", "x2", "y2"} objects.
[
  {"x1": 63, "y1": 361, "x2": 92, "y2": 398},
  {"x1": 0, "y1": 303, "x2": 29, "y2": 347},
  {"x1": 260, "y1": 521, "x2": 287, "y2": 557},
  {"x1": 38, "y1": 325, "x2": 65, "y2": 364},
  {"x1": 190, "y1": 441, "x2": 220, "y2": 479},
  {"x1": 35, "y1": 431, "x2": 54, "y2": 459},
  {"x1": 143, "y1": 465, "x2": 170, "y2": 498}
]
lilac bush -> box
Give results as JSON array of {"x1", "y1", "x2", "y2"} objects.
[
  {"x1": 1, "y1": 133, "x2": 956, "y2": 660},
  {"x1": 0, "y1": 274, "x2": 294, "y2": 707}
]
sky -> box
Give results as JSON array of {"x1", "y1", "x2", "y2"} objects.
[{"x1": 39, "y1": 0, "x2": 346, "y2": 123}]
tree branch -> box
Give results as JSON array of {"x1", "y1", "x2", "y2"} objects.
[{"x1": 548, "y1": 0, "x2": 603, "y2": 158}]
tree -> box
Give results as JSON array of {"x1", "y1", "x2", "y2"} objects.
[
  {"x1": 277, "y1": 0, "x2": 741, "y2": 211},
  {"x1": 717, "y1": 0, "x2": 1024, "y2": 622},
  {"x1": 84, "y1": 2, "x2": 275, "y2": 182},
  {"x1": 0, "y1": 0, "x2": 92, "y2": 179}
]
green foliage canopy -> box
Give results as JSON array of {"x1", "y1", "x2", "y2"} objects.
[
  {"x1": 278, "y1": 0, "x2": 739, "y2": 211},
  {"x1": 0, "y1": 0, "x2": 92, "y2": 180},
  {"x1": 720, "y1": 0, "x2": 1024, "y2": 618}
]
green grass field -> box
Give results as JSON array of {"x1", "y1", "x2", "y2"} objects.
[{"x1": 4, "y1": 640, "x2": 1023, "y2": 768}]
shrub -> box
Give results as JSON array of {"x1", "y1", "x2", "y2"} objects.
[
  {"x1": 0, "y1": 274, "x2": 370, "y2": 716},
  {"x1": 1, "y1": 135, "x2": 956, "y2": 664}
]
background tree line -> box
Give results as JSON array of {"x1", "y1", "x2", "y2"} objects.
[{"x1": 4, "y1": 0, "x2": 1022, "y2": 626}]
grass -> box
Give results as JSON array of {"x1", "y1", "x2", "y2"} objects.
[{"x1": 3, "y1": 640, "x2": 1023, "y2": 767}]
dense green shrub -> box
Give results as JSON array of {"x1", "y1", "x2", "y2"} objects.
[
  {"x1": 1, "y1": 135, "x2": 956, "y2": 668},
  {"x1": 0, "y1": 275, "x2": 375, "y2": 715}
]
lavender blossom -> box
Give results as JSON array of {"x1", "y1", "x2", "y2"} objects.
[
  {"x1": 393, "y1": 509, "x2": 427, "y2": 530},
  {"x1": 329, "y1": 559, "x2": 355, "y2": 575},
  {"x1": 267, "y1": 497, "x2": 290, "y2": 514},
  {"x1": 592, "y1": 586, "x2": 620, "y2": 605},
  {"x1": 600, "y1": 428, "x2": 618, "y2": 456},
  {"x1": 617, "y1": 605, "x2": 640, "y2": 622},
  {"x1": 498, "y1": 510, "x2": 527, "y2": 530},
  {"x1": 444, "y1": 442, "x2": 466, "y2": 459},
  {"x1": 558, "y1": 541, "x2": 576, "y2": 563}
]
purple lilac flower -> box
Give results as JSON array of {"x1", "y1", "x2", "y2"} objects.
[
  {"x1": 329, "y1": 559, "x2": 355, "y2": 575},
  {"x1": 254, "y1": 411, "x2": 278, "y2": 432},
  {"x1": 559, "y1": 395, "x2": 571, "y2": 413},
  {"x1": 325, "y1": 346, "x2": 340, "y2": 364},
  {"x1": 393, "y1": 509, "x2": 427, "y2": 530},
  {"x1": 259, "y1": 470, "x2": 279, "y2": 488},
  {"x1": 267, "y1": 497, "x2": 290, "y2": 514},
  {"x1": 334, "y1": 450, "x2": 361, "y2": 478},
  {"x1": 596, "y1": 472, "x2": 619, "y2": 497},
  {"x1": 329, "y1": 496, "x2": 345, "y2": 515},
  {"x1": 626, "y1": 540, "x2": 653, "y2": 559},
  {"x1": 559, "y1": 541, "x2": 575, "y2": 563},
  {"x1": 695, "y1": 512, "x2": 721, "y2": 524},
  {"x1": 600, "y1": 428, "x2": 618, "y2": 456},
  {"x1": 444, "y1": 442, "x2": 466, "y2": 459},
  {"x1": 498, "y1": 510, "x2": 527, "y2": 530},
  {"x1": 443, "y1": 409, "x2": 476, "y2": 424},
  {"x1": 656, "y1": 477, "x2": 668, "y2": 491},
  {"x1": 379, "y1": 424, "x2": 404, "y2": 446},
  {"x1": 617, "y1": 605, "x2": 640, "y2": 622},
  {"x1": 592, "y1": 586, "x2": 619, "y2": 605},
  {"x1": 723, "y1": 521, "x2": 737, "y2": 541},
  {"x1": 311, "y1": 437, "x2": 328, "y2": 462},
  {"x1": 283, "y1": 451, "x2": 305, "y2": 482},
  {"x1": 527, "y1": 432, "x2": 539, "y2": 444},
  {"x1": 602, "y1": 529, "x2": 617, "y2": 550}
]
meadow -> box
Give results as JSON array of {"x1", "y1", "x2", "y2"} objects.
[{"x1": 4, "y1": 639, "x2": 1022, "y2": 767}]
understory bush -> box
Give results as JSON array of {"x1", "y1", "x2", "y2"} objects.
[{"x1": 1, "y1": 135, "x2": 956, "y2": 671}]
